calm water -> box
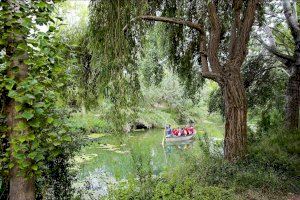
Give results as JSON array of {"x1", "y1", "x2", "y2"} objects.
[
  {"x1": 73, "y1": 129, "x2": 207, "y2": 197},
  {"x1": 75, "y1": 129, "x2": 203, "y2": 179}
]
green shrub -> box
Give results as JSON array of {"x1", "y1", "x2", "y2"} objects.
[
  {"x1": 249, "y1": 129, "x2": 299, "y2": 176},
  {"x1": 192, "y1": 186, "x2": 235, "y2": 200}
]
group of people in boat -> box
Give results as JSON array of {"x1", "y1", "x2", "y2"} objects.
[{"x1": 165, "y1": 124, "x2": 196, "y2": 137}]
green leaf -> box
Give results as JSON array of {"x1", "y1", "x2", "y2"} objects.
[
  {"x1": 28, "y1": 152, "x2": 37, "y2": 159},
  {"x1": 8, "y1": 90, "x2": 18, "y2": 98},
  {"x1": 5, "y1": 80, "x2": 15, "y2": 90},
  {"x1": 17, "y1": 43, "x2": 27, "y2": 50},
  {"x1": 34, "y1": 102, "x2": 45, "y2": 108},
  {"x1": 8, "y1": 163, "x2": 14, "y2": 169},
  {"x1": 27, "y1": 133, "x2": 35, "y2": 141},
  {"x1": 21, "y1": 111, "x2": 34, "y2": 120},
  {"x1": 31, "y1": 165, "x2": 38, "y2": 171},
  {"x1": 0, "y1": 39, "x2": 6, "y2": 45},
  {"x1": 53, "y1": 141, "x2": 61, "y2": 146},
  {"x1": 46, "y1": 117, "x2": 54, "y2": 124},
  {"x1": 35, "y1": 154, "x2": 44, "y2": 161},
  {"x1": 14, "y1": 153, "x2": 26, "y2": 160},
  {"x1": 37, "y1": 2, "x2": 47, "y2": 8},
  {"x1": 15, "y1": 122, "x2": 27, "y2": 131},
  {"x1": 19, "y1": 160, "x2": 30, "y2": 169},
  {"x1": 29, "y1": 119, "x2": 40, "y2": 128},
  {"x1": 15, "y1": 105, "x2": 22, "y2": 112},
  {"x1": 25, "y1": 94, "x2": 35, "y2": 100},
  {"x1": 18, "y1": 135, "x2": 26, "y2": 143},
  {"x1": 62, "y1": 135, "x2": 72, "y2": 142}
]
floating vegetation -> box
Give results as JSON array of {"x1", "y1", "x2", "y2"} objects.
[
  {"x1": 87, "y1": 133, "x2": 106, "y2": 139},
  {"x1": 97, "y1": 144, "x2": 129, "y2": 154},
  {"x1": 74, "y1": 153, "x2": 98, "y2": 164}
]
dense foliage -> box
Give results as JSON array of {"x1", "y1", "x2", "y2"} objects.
[
  {"x1": 0, "y1": 1, "x2": 82, "y2": 199},
  {"x1": 0, "y1": 0, "x2": 299, "y2": 199}
]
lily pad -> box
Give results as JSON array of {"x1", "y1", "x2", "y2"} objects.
[
  {"x1": 87, "y1": 133, "x2": 105, "y2": 139},
  {"x1": 74, "y1": 153, "x2": 98, "y2": 163}
]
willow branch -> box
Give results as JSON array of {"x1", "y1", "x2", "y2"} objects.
[
  {"x1": 207, "y1": 2, "x2": 222, "y2": 75},
  {"x1": 137, "y1": 15, "x2": 219, "y2": 80},
  {"x1": 137, "y1": 15, "x2": 205, "y2": 35}
]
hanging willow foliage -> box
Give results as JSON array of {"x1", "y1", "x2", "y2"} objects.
[
  {"x1": 87, "y1": 0, "x2": 271, "y2": 129},
  {"x1": 87, "y1": 0, "x2": 146, "y2": 131},
  {"x1": 87, "y1": 0, "x2": 206, "y2": 106}
]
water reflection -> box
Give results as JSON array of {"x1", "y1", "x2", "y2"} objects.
[{"x1": 164, "y1": 139, "x2": 195, "y2": 154}]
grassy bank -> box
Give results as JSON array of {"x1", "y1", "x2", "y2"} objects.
[{"x1": 105, "y1": 128, "x2": 299, "y2": 200}]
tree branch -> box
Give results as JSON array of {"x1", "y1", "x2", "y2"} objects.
[
  {"x1": 232, "y1": 0, "x2": 259, "y2": 66},
  {"x1": 282, "y1": 0, "x2": 300, "y2": 41},
  {"x1": 257, "y1": 37, "x2": 295, "y2": 67},
  {"x1": 137, "y1": 15, "x2": 205, "y2": 35},
  {"x1": 229, "y1": 0, "x2": 243, "y2": 59},
  {"x1": 207, "y1": 2, "x2": 222, "y2": 75},
  {"x1": 200, "y1": 35, "x2": 219, "y2": 81},
  {"x1": 137, "y1": 15, "x2": 221, "y2": 81}
]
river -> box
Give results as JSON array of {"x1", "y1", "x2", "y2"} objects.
[{"x1": 72, "y1": 129, "x2": 222, "y2": 198}]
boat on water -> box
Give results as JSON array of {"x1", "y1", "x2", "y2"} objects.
[{"x1": 165, "y1": 133, "x2": 196, "y2": 142}]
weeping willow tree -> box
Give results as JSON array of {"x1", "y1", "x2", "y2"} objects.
[
  {"x1": 88, "y1": 0, "x2": 262, "y2": 161},
  {"x1": 83, "y1": 1, "x2": 143, "y2": 131}
]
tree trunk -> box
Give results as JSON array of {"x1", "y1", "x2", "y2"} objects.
[
  {"x1": 221, "y1": 68, "x2": 248, "y2": 161},
  {"x1": 6, "y1": 100, "x2": 35, "y2": 200},
  {"x1": 285, "y1": 65, "x2": 300, "y2": 130},
  {"x1": 5, "y1": 1, "x2": 35, "y2": 195}
]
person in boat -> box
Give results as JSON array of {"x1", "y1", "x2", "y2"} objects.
[
  {"x1": 172, "y1": 128, "x2": 179, "y2": 136},
  {"x1": 184, "y1": 125, "x2": 189, "y2": 135},
  {"x1": 165, "y1": 125, "x2": 172, "y2": 136},
  {"x1": 178, "y1": 128, "x2": 182, "y2": 136},
  {"x1": 180, "y1": 128, "x2": 186, "y2": 136},
  {"x1": 187, "y1": 125, "x2": 196, "y2": 135}
]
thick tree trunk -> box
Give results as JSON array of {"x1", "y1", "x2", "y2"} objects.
[
  {"x1": 282, "y1": 0, "x2": 300, "y2": 130},
  {"x1": 6, "y1": 100, "x2": 35, "y2": 200},
  {"x1": 285, "y1": 65, "x2": 300, "y2": 129},
  {"x1": 221, "y1": 69, "x2": 248, "y2": 161},
  {"x1": 5, "y1": 3, "x2": 35, "y2": 195}
]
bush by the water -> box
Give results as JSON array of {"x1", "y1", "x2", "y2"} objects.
[{"x1": 106, "y1": 128, "x2": 299, "y2": 200}]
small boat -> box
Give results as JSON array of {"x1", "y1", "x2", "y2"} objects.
[{"x1": 165, "y1": 133, "x2": 196, "y2": 142}]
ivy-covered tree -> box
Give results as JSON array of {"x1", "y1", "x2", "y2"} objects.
[
  {"x1": 88, "y1": 0, "x2": 261, "y2": 161},
  {"x1": 0, "y1": 1, "x2": 75, "y2": 199}
]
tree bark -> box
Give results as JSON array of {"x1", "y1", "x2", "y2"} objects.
[
  {"x1": 6, "y1": 100, "x2": 35, "y2": 200},
  {"x1": 5, "y1": 1, "x2": 35, "y2": 199},
  {"x1": 221, "y1": 67, "x2": 248, "y2": 161},
  {"x1": 282, "y1": 0, "x2": 300, "y2": 129},
  {"x1": 285, "y1": 65, "x2": 300, "y2": 129}
]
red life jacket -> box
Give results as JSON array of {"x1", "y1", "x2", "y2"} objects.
[
  {"x1": 184, "y1": 128, "x2": 189, "y2": 135},
  {"x1": 172, "y1": 129, "x2": 178, "y2": 136},
  {"x1": 188, "y1": 127, "x2": 194, "y2": 134}
]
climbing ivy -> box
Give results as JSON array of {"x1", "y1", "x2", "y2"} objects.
[{"x1": 0, "y1": 1, "x2": 75, "y2": 196}]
